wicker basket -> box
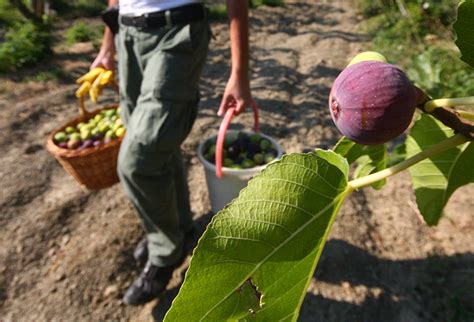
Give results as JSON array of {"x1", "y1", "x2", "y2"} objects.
[{"x1": 46, "y1": 97, "x2": 123, "y2": 190}]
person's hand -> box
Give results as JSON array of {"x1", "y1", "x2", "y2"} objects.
[
  {"x1": 91, "y1": 48, "x2": 115, "y2": 71},
  {"x1": 218, "y1": 71, "x2": 253, "y2": 116}
]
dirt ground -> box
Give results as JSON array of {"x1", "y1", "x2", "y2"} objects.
[{"x1": 1, "y1": 1, "x2": 473, "y2": 321}]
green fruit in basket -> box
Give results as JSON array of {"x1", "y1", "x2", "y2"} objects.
[
  {"x1": 67, "y1": 139, "x2": 81, "y2": 149},
  {"x1": 223, "y1": 158, "x2": 234, "y2": 167},
  {"x1": 115, "y1": 118, "x2": 123, "y2": 127},
  {"x1": 264, "y1": 153, "x2": 276, "y2": 164},
  {"x1": 241, "y1": 159, "x2": 255, "y2": 169},
  {"x1": 99, "y1": 123, "x2": 110, "y2": 134},
  {"x1": 105, "y1": 109, "x2": 116, "y2": 118},
  {"x1": 79, "y1": 124, "x2": 91, "y2": 132},
  {"x1": 260, "y1": 139, "x2": 271, "y2": 151},
  {"x1": 117, "y1": 107, "x2": 121, "y2": 114},
  {"x1": 250, "y1": 133, "x2": 262, "y2": 142},
  {"x1": 54, "y1": 131, "x2": 67, "y2": 143},
  {"x1": 105, "y1": 129, "x2": 117, "y2": 139},
  {"x1": 80, "y1": 130, "x2": 91, "y2": 140},
  {"x1": 110, "y1": 115, "x2": 118, "y2": 122},
  {"x1": 94, "y1": 114, "x2": 103, "y2": 123},
  {"x1": 115, "y1": 127, "x2": 126, "y2": 138},
  {"x1": 91, "y1": 127, "x2": 100, "y2": 137},
  {"x1": 69, "y1": 133, "x2": 81, "y2": 141},
  {"x1": 76, "y1": 122, "x2": 87, "y2": 130},
  {"x1": 88, "y1": 119, "x2": 97, "y2": 127},
  {"x1": 253, "y1": 153, "x2": 264, "y2": 165},
  {"x1": 65, "y1": 126, "x2": 76, "y2": 134}
]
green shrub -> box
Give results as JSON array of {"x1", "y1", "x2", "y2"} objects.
[
  {"x1": 0, "y1": 22, "x2": 51, "y2": 72},
  {"x1": 354, "y1": 0, "x2": 467, "y2": 98},
  {"x1": 66, "y1": 21, "x2": 100, "y2": 45},
  {"x1": 407, "y1": 47, "x2": 474, "y2": 98},
  {"x1": 0, "y1": 0, "x2": 22, "y2": 26},
  {"x1": 51, "y1": 0, "x2": 106, "y2": 18},
  {"x1": 250, "y1": 0, "x2": 285, "y2": 7},
  {"x1": 209, "y1": 5, "x2": 227, "y2": 21}
]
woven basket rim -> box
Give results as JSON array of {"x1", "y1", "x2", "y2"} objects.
[{"x1": 45, "y1": 104, "x2": 123, "y2": 159}]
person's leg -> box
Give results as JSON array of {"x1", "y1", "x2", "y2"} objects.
[
  {"x1": 117, "y1": 17, "x2": 210, "y2": 305},
  {"x1": 116, "y1": 24, "x2": 143, "y2": 124},
  {"x1": 173, "y1": 142, "x2": 195, "y2": 234},
  {"x1": 118, "y1": 98, "x2": 197, "y2": 267}
]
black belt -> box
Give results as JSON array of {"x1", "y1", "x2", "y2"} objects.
[{"x1": 120, "y1": 3, "x2": 206, "y2": 29}]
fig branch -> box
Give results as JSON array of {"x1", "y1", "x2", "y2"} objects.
[
  {"x1": 348, "y1": 133, "x2": 469, "y2": 190},
  {"x1": 457, "y1": 110, "x2": 474, "y2": 122},
  {"x1": 424, "y1": 96, "x2": 474, "y2": 112}
]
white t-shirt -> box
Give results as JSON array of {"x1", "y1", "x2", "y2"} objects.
[{"x1": 119, "y1": 0, "x2": 202, "y2": 16}]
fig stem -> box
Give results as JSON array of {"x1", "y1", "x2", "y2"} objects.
[
  {"x1": 348, "y1": 134, "x2": 469, "y2": 190},
  {"x1": 457, "y1": 110, "x2": 474, "y2": 122},
  {"x1": 424, "y1": 96, "x2": 474, "y2": 112}
]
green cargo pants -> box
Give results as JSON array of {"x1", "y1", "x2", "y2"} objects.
[{"x1": 116, "y1": 16, "x2": 210, "y2": 267}]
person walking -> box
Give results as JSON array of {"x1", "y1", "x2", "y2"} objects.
[{"x1": 91, "y1": 0, "x2": 253, "y2": 305}]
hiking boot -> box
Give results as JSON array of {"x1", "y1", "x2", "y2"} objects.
[
  {"x1": 122, "y1": 261, "x2": 174, "y2": 306},
  {"x1": 133, "y1": 226, "x2": 197, "y2": 265}
]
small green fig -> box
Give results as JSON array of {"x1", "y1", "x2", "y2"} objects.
[
  {"x1": 65, "y1": 126, "x2": 76, "y2": 134},
  {"x1": 253, "y1": 153, "x2": 264, "y2": 165},
  {"x1": 241, "y1": 159, "x2": 255, "y2": 169},
  {"x1": 260, "y1": 139, "x2": 271, "y2": 151},
  {"x1": 54, "y1": 131, "x2": 67, "y2": 143}
]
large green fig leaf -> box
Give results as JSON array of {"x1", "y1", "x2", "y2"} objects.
[
  {"x1": 165, "y1": 150, "x2": 350, "y2": 321},
  {"x1": 453, "y1": 0, "x2": 474, "y2": 68},
  {"x1": 333, "y1": 137, "x2": 387, "y2": 189},
  {"x1": 406, "y1": 114, "x2": 474, "y2": 226}
]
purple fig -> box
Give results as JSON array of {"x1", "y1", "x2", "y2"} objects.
[
  {"x1": 329, "y1": 61, "x2": 422, "y2": 145},
  {"x1": 93, "y1": 140, "x2": 102, "y2": 147},
  {"x1": 80, "y1": 140, "x2": 93, "y2": 149},
  {"x1": 58, "y1": 142, "x2": 68, "y2": 149}
]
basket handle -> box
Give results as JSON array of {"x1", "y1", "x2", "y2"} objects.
[
  {"x1": 215, "y1": 102, "x2": 259, "y2": 178},
  {"x1": 78, "y1": 81, "x2": 120, "y2": 120}
]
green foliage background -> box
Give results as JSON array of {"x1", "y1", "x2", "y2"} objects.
[{"x1": 354, "y1": 0, "x2": 474, "y2": 98}]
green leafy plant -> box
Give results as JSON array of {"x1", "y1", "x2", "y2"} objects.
[
  {"x1": 66, "y1": 21, "x2": 101, "y2": 45},
  {"x1": 0, "y1": 21, "x2": 51, "y2": 72},
  {"x1": 250, "y1": 0, "x2": 285, "y2": 8},
  {"x1": 164, "y1": 2, "x2": 474, "y2": 320}
]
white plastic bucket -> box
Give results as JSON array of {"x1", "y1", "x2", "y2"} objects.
[{"x1": 197, "y1": 130, "x2": 284, "y2": 214}]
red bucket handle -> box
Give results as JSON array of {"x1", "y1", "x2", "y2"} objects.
[{"x1": 215, "y1": 102, "x2": 259, "y2": 178}]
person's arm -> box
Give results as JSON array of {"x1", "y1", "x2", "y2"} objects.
[
  {"x1": 218, "y1": 0, "x2": 253, "y2": 116},
  {"x1": 91, "y1": 0, "x2": 118, "y2": 70}
]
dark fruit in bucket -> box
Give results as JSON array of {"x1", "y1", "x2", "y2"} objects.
[
  {"x1": 329, "y1": 61, "x2": 420, "y2": 145},
  {"x1": 241, "y1": 159, "x2": 255, "y2": 169},
  {"x1": 253, "y1": 153, "x2": 264, "y2": 165},
  {"x1": 202, "y1": 131, "x2": 280, "y2": 169}
]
